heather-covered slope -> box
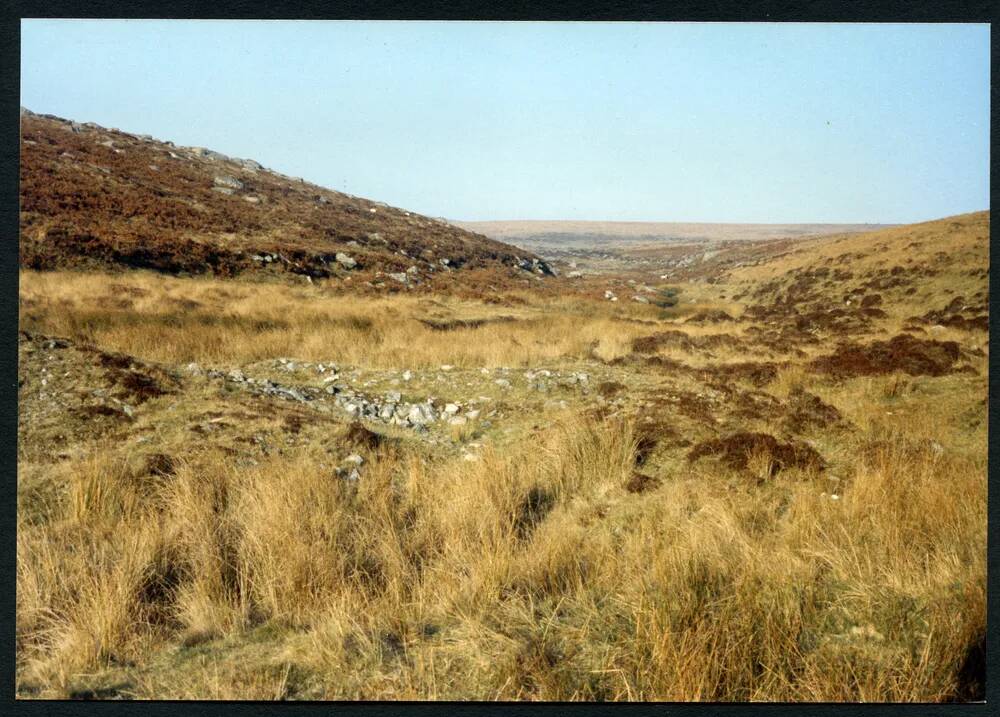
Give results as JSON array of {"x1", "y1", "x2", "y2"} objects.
[{"x1": 19, "y1": 109, "x2": 554, "y2": 284}]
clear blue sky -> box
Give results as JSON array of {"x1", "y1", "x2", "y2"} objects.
[{"x1": 21, "y1": 21, "x2": 990, "y2": 224}]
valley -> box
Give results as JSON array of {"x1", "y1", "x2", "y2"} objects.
[{"x1": 16, "y1": 113, "x2": 988, "y2": 702}]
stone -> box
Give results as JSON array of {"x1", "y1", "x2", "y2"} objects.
[
  {"x1": 344, "y1": 454, "x2": 364, "y2": 466},
  {"x1": 407, "y1": 403, "x2": 436, "y2": 426},
  {"x1": 402, "y1": 370, "x2": 413, "y2": 382},
  {"x1": 632, "y1": 295, "x2": 650, "y2": 304},
  {"x1": 213, "y1": 175, "x2": 244, "y2": 190},
  {"x1": 388, "y1": 272, "x2": 408, "y2": 284},
  {"x1": 336, "y1": 252, "x2": 357, "y2": 269},
  {"x1": 448, "y1": 416, "x2": 468, "y2": 426},
  {"x1": 466, "y1": 409, "x2": 481, "y2": 420},
  {"x1": 444, "y1": 403, "x2": 460, "y2": 415},
  {"x1": 605, "y1": 290, "x2": 617, "y2": 301},
  {"x1": 494, "y1": 379, "x2": 511, "y2": 389}
]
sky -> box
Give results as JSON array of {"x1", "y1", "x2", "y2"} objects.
[{"x1": 20, "y1": 20, "x2": 990, "y2": 224}]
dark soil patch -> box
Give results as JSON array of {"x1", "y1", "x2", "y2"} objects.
[
  {"x1": 73, "y1": 404, "x2": 133, "y2": 422},
  {"x1": 515, "y1": 485, "x2": 555, "y2": 539},
  {"x1": 625, "y1": 471, "x2": 661, "y2": 494},
  {"x1": 341, "y1": 421, "x2": 392, "y2": 451},
  {"x1": 97, "y1": 352, "x2": 134, "y2": 370},
  {"x1": 143, "y1": 452, "x2": 178, "y2": 477},
  {"x1": 685, "y1": 310, "x2": 734, "y2": 324},
  {"x1": 701, "y1": 361, "x2": 782, "y2": 388},
  {"x1": 810, "y1": 334, "x2": 961, "y2": 378},
  {"x1": 283, "y1": 413, "x2": 305, "y2": 434},
  {"x1": 949, "y1": 633, "x2": 985, "y2": 703},
  {"x1": 634, "y1": 432, "x2": 658, "y2": 466},
  {"x1": 687, "y1": 432, "x2": 824, "y2": 475},
  {"x1": 782, "y1": 388, "x2": 844, "y2": 434},
  {"x1": 597, "y1": 380, "x2": 625, "y2": 398},
  {"x1": 417, "y1": 316, "x2": 516, "y2": 331},
  {"x1": 631, "y1": 330, "x2": 741, "y2": 355},
  {"x1": 727, "y1": 389, "x2": 785, "y2": 421},
  {"x1": 907, "y1": 296, "x2": 989, "y2": 333},
  {"x1": 118, "y1": 370, "x2": 169, "y2": 402}
]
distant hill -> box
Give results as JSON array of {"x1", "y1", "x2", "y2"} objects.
[
  {"x1": 19, "y1": 109, "x2": 553, "y2": 283},
  {"x1": 455, "y1": 219, "x2": 893, "y2": 248}
]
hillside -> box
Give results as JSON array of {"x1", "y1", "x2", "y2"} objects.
[
  {"x1": 18, "y1": 109, "x2": 554, "y2": 286},
  {"x1": 675, "y1": 211, "x2": 989, "y2": 322}
]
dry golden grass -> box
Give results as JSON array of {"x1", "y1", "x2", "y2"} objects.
[
  {"x1": 16, "y1": 403, "x2": 985, "y2": 700},
  {"x1": 16, "y1": 238, "x2": 987, "y2": 701},
  {"x1": 19, "y1": 270, "x2": 659, "y2": 369}
]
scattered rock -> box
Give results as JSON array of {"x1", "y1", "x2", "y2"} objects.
[
  {"x1": 336, "y1": 252, "x2": 357, "y2": 269},
  {"x1": 213, "y1": 175, "x2": 243, "y2": 190}
]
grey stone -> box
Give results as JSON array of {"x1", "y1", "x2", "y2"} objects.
[
  {"x1": 336, "y1": 252, "x2": 357, "y2": 269},
  {"x1": 213, "y1": 175, "x2": 244, "y2": 190}
]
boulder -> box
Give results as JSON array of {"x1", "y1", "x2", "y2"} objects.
[
  {"x1": 336, "y1": 252, "x2": 357, "y2": 269},
  {"x1": 213, "y1": 175, "x2": 244, "y2": 190}
]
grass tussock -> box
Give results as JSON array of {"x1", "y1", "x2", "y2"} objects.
[{"x1": 16, "y1": 409, "x2": 985, "y2": 701}]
